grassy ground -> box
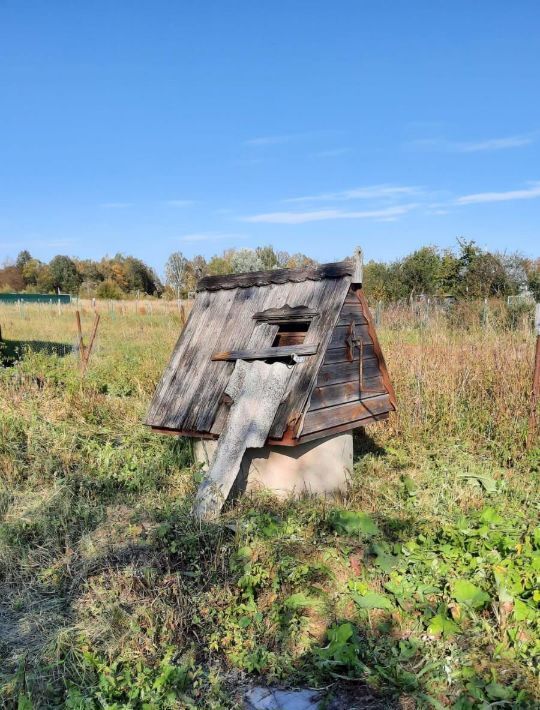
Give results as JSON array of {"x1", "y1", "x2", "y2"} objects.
[{"x1": 0, "y1": 303, "x2": 538, "y2": 708}]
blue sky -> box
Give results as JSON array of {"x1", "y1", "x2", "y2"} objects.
[{"x1": 1, "y1": 1, "x2": 539, "y2": 274}]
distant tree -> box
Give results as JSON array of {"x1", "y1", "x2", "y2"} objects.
[
  {"x1": 454, "y1": 241, "x2": 510, "y2": 298},
  {"x1": 184, "y1": 255, "x2": 208, "y2": 293},
  {"x1": 438, "y1": 249, "x2": 461, "y2": 295},
  {"x1": 399, "y1": 246, "x2": 442, "y2": 297},
  {"x1": 15, "y1": 250, "x2": 32, "y2": 271},
  {"x1": 363, "y1": 261, "x2": 394, "y2": 301},
  {"x1": 282, "y1": 252, "x2": 318, "y2": 269},
  {"x1": 36, "y1": 265, "x2": 54, "y2": 292},
  {"x1": 207, "y1": 254, "x2": 232, "y2": 276},
  {"x1": 21, "y1": 258, "x2": 44, "y2": 288},
  {"x1": 48, "y1": 255, "x2": 82, "y2": 293},
  {"x1": 122, "y1": 255, "x2": 163, "y2": 295},
  {"x1": 230, "y1": 249, "x2": 264, "y2": 273},
  {"x1": 0, "y1": 266, "x2": 25, "y2": 291},
  {"x1": 525, "y1": 258, "x2": 540, "y2": 301},
  {"x1": 96, "y1": 279, "x2": 124, "y2": 299},
  {"x1": 471, "y1": 253, "x2": 510, "y2": 297},
  {"x1": 498, "y1": 252, "x2": 529, "y2": 294},
  {"x1": 165, "y1": 252, "x2": 189, "y2": 293},
  {"x1": 256, "y1": 245, "x2": 279, "y2": 270},
  {"x1": 75, "y1": 259, "x2": 104, "y2": 285}
]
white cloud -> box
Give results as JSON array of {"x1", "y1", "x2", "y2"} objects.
[
  {"x1": 99, "y1": 202, "x2": 133, "y2": 208},
  {"x1": 244, "y1": 134, "x2": 298, "y2": 147},
  {"x1": 454, "y1": 135, "x2": 534, "y2": 152},
  {"x1": 45, "y1": 238, "x2": 78, "y2": 248},
  {"x1": 241, "y1": 204, "x2": 417, "y2": 224},
  {"x1": 312, "y1": 148, "x2": 350, "y2": 158},
  {"x1": 244, "y1": 129, "x2": 342, "y2": 147},
  {"x1": 284, "y1": 184, "x2": 421, "y2": 204},
  {"x1": 165, "y1": 199, "x2": 196, "y2": 207},
  {"x1": 456, "y1": 182, "x2": 540, "y2": 205},
  {"x1": 180, "y1": 231, "x2": 246, "y2": 242},
  {"x1": 409, "y1": 134, "x2": 534, "y2": 153}
]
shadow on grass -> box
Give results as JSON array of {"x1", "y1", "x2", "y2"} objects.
[
  {"x1": 0, "y1": 444, "x2": 533, "y2": 708},
  {"x1": 0, "y1": 339, "x2": 73, "y2": 365},
  {"x1": 353, "y1": 428, "x2": 387, "y2": 461}
]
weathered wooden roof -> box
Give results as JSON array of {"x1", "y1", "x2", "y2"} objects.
[
  {"x1": 146, "y1": 261, "x2": 353, "y2": 439},
  {"x1": 197, "y1": 261, "x2": 353, "y2": 291}
]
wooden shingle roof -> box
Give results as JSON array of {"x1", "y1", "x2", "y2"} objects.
[{"x1": 145, "y1": 261, "x2": 354, "y2": 439}]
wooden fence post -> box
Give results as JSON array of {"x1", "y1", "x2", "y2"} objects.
[
  {"x1": 75, "y1": 310, "x2": 85, "y2": 363},
  {"x1": 527, "y1": 303, "x2": 540, "y2": 448},
  {"x1": 82, "y1": 313, "x2": 101, "y2": 374},
  {"x1": 482, "y1": 298, "x2": 489, "y2": 329}
]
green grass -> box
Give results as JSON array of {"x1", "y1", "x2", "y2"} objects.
[{"x1": 0, "y1": 304, "x2": 538, "y2": 708}]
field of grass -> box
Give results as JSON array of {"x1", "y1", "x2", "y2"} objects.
[{"x1": 0, "y1": 302, "x2": 538, "y2": 708}]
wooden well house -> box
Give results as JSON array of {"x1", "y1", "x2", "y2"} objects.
[{"x1": 146, "y1": 250, "x2": 396, "y2": 518}]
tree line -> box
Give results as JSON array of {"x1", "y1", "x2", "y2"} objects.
[{"x1": 0, "y1": 241, "x2": 538, "y2": 302}]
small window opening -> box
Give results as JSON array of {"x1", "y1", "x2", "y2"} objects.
[{"x1": 271, "y1": 321, "x2": 310, "y2": 347}]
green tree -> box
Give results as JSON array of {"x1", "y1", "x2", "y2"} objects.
[
  {"x1": 526, "y1": 258, "x2": 540, "y2": 301},
  {"x1": 122, "y1": 255, "x2": 163, "y2": 295},
  {"x1": 256, "y1": 245, "x2": 280, "y2": 270},
  {"x1": 399, "y1": 246, "x2": 442, "y2": 297},
  {"x1": 363, "y1": 261, "x2": 393, "y2": 301},
  {"x1": 15, "y1": 250, "x2": 32, "y2": 272},
  {"x1": 21, "y1": 258, "x2": 44, "y2": 288},
  {"x1": 96, "y1": 279, "x2": 124, "y2": 299},
  {"x1": 48, "y1": 255, "x2": 82, "y2": 294}
]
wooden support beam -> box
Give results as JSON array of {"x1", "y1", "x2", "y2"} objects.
[
  {"x1": 212, "y1": 344, "x2": 318, "y2": 361},
  {"x1": 253, "y1": 305, "x2": 319, "y2": 323},
  {"x1": 352, "y1": 246, "x2": 363, "y2": 285}
]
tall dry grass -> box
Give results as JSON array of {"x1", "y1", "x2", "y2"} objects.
[{"x1": 0, "y1": 298, "x2": 538, "y2": 706}]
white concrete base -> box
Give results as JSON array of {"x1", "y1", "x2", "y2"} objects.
[{"x1": 193, "y1": 432, "x2": 352, "y2": 499}]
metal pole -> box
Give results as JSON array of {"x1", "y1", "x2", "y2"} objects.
[{"x1": 527, "y1": 304, "x2": 540, "y2": 448}]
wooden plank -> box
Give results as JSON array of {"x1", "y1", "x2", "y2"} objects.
[
  {"x1": 328, "y1": 323, "x2": 370, "y2": 348},
  {"x1": 337, "y1": 313, "x2": 368, "y2": 326},
  {"x1": 149, "y1": 426, "x2": 218, "y2": 440},
  {"x1": 253, "y1": 305, "x2": 319, "y2": 322},
  {"x1": 339, "y1": 302, "x2": 365, "y2": 317},
  {"x1": 274, "y1": 332, "x2": 306, "y2": 346},
  {"x1": 355, "y1": 287, "x2": 397, "y2": 410},
  {"x1": 212, "y1": 344, "x2": 318, "y2": 361},
  {"x1": 295, "y1": 412, "x2": 389, "y2": 444},
  {"x1": 197, "y1": 261, "x2": 353, "y2": 291},
  {"x1": 322, "y1": 343, "x2": 376, "y2": 364},
  {"x1": 301, "y1": 393, "x2": 392, "y2": 435},
  {"x1": 145, "y1": 288, "x2": 211, "y2": 427},
  {"x1": 208, "y1": 281, "x2": 300, "y2": 434},
  {"x1": 190, "y1": 283, "x2": 284, "y2": 432},
  {"x1": 203, "y1": 280, "x2": 298, "y2": 433},
  {"x1": 268, "y1": 276, "x2": 352, "y2": 438},
  {"x1": 267, "y1": 411, "x2": 389, "y2": 446},
  {"x1": 317, "y1": 356, "x2": 380, "y2": 386},
  {"x1": 309, "y1": 376, "x2": 385, "y2": 410},
  {"x1": 148, "y1": 288, "x2": 238, "y2": 431}
]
